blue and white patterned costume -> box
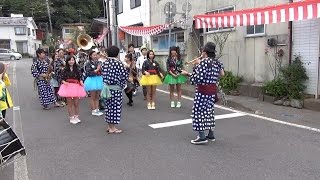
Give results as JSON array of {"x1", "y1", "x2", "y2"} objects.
[
  {"x1": 31, "y1": 59, "x2": 57, "y2": 106},
  {"x1": 101, "y1": 58, "x2": 128, "y2": 124},
  {"x1": 190, "y1": 58, "x2": 224, "y2": 131}
]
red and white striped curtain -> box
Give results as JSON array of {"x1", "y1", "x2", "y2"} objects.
[
  {"x1": 118, "y1": 24, "x2": 170, "y2": 36},
  {"x1": 194, "y1": 0, "x2": 320, "y2": 29}
]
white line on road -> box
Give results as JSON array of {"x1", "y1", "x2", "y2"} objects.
[
  {"x1": 12, "y1": 62, "x2": 30, "y2": 180},
  {"x1": 156, "y1": 89, "x2": 320, "y2": 133},
  {"x1": 149, "y1": 112, "x2": 246, "y2": 129}
]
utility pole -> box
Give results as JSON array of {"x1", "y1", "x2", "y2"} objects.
[
  {"x1": 45, "y1": 0, "x2": 53, "y2": 34},
  {"x1": 111, "y1": 0, "x2": 118, "y2": 46},
  {"x1": 77, "y1": 10, "x2": 82, "y2": 23}
]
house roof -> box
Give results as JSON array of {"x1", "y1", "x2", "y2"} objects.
[
  {"x1": 93, "y1": 18, "x2": 108, "y2": 25},
  {"x1": 60, "y1": 23, "x2": 88, "y2": 27},
  {"x1": 0, "y1": 17, "x2": 37, "y2": 29}
]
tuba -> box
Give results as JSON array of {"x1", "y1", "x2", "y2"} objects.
[{"x1": 77, "y1": 34, "x2": 94, "y2": 50}]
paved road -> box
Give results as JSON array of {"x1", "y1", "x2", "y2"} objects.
[{"x1": 2, "y1": 59, "x2": 320, "y2": 180}]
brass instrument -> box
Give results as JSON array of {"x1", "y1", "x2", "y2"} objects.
[
  {"x1": 44, "y1": 62, "x2": 54, "y2": 83},
  {"x1": 185, "y1": 56, "x2": 203, "y2": 65},
  {"x1": 77, "y1": 34, "x2": 94, "y2": 50}
]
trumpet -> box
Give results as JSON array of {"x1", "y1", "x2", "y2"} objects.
[{"x1": 185, "y1": 56, "x2": 203, "y2": 65}]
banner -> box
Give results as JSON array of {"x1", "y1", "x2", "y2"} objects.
[{"x1": 194, "y1": 0, "x2": 320, "y2": 29}]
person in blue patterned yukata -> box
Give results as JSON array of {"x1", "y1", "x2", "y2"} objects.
[
  {"x1": 31, "y1": 49, "x2": 62, "y2": 110},
  {"x1": 101, "y1": 46, "x2": 129, "y2": 134},
  {"x1": 182, "y1": 42, "x2": 225, "y2": 145}
]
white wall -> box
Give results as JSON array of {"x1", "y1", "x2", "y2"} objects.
[
  {"x1": 0, "y1": 18, "x2": 40, "y2": 56},
  {"x1": 115, "y1": 0, "x2": 151, "y2": 48}
]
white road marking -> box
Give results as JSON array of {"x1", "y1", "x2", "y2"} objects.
[
  {"x1": 149, "y1": 112, "x2": 246, "y2": 129},
  {"x1": 156, "y1": 89, "x2": 320, "y2": 133},
  {"x1": 12, "y1": 62, "x2": 30, "y2": 180}
]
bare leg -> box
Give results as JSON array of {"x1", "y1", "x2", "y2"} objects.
[
  {"x1": 169, "y1": 85, "x2": 175, "y2": 101},
  {"x1": 151, "y1": 86, "x2": 157, "y2": 102},
  {"x1": 89, "y1": 91, "x2": 95, "y2": 110},
  {"x1": 74, "y1": 98, "x2": 80, "y2": 116},
  {"x1": 94, "y1": 91, "x2": 100, "y2": 110},
  {"x1": 146, "y1": 86, "x2": 152, "y2": 104},
  {"x1": 66, "y1": 98, "x2": 74, "y2": 117},
  {"x1": 176, "y1": 84, "x2": 182, "y2": 101}
]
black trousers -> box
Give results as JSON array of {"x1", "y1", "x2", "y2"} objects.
[
  {"x1": 125, "y1": 91, "x2": 133, "y2": 103},
  {"x1": 142, "y1": 86, "x2": 147, "y2": 97},
  {"x1": 2, "y1": 110, "x2": 6, "y2": 118}
]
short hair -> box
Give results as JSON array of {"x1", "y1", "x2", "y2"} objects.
[
  {"x1": 88, "y1": 50, "x2": 96, "y2": 60},
  {"x1": 128, "y1": 43, "x2": 134, "y2": 49},
  {"x1": 36, "y1": 48, "x2": 45, "y2": 57},
  {"x1": 147, "y1": 50, "x2": 155, "y2": 59},
  {"x1": 107, "y1": 46, "x2": 120, "y2": 58}
]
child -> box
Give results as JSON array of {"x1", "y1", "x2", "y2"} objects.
[
  {"x1": 58, "y1": 56, "x2": 86, "y2": 124},
  {"x1": 139, "y1": 50, "x2": 163, "y2": 110},
  {"x1": 0, "y1": 62, "x2": 13, "y2": 119}
]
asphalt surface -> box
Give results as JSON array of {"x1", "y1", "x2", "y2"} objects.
[{"x1": 1, "y1": 59, "x2": 320, "y2": 180}]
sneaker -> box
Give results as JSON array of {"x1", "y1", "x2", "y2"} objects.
[
  {"x1": 147, "y1": 103, "x2": 152, "y2": 110},
  {"x1": 151, "y1": 102, "x2": 156, "y2": 110},
  {"x1": 191, "y1": 136, "x2": 208, "y2": 145},
  {"x1": 170, "y1": 101, "x2": 175, "y2": 108},
  {"x1": 176, "y1": 101, "x2": 181, "y2": 108},
  {"x1": 92, "y1": 110, "x2": 102, "y2": 116},
  {"x1": 206, "y1": 135, "x2": 216, "y2": 142},
  {"x1": 74, "y1": 115, "x2": 81, "y2": 123},
  {"x1": 70, "y1": 116, "x2": 78, "y2": 124},
  {"x1": 96, "y1": 109, "x2": 104, "y2": 116}
]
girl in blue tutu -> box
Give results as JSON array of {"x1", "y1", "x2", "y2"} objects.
[
  {"x1": 84, "y1": 51, "x2": 103, "y2": 116},
  {"x1": 163, "y1": 46, "x2": 187, "y2": 108}
]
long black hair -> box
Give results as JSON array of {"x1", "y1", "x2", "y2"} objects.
[
  {"x1": 168, "y1": 46, "x2": 181, "y2": 60},
  {"x1": 65, "y1": 55, "x2": 80, "y2": 74},
  {"x1": 147, "y1": 50, "x2": 155, "y2": 60}
]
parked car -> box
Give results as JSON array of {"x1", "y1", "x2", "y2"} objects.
[{"x1": 0, "y1": 48, "x2": 22, "y2": 60}]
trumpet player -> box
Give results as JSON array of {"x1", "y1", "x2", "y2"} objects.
[
  {"x1": 181, "y1": 42, "x2": 225, "y2": 145},
  {"x1": 31, "y1": 49, "x2": 62, "y2": 110},
  {"x1": 163, "y1": 46, "x2": 187, "y2": 108}
]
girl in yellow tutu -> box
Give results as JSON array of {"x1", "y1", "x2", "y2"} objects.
[{"x1": 140, "y1": 50, "x2": 163, "y2": 110}]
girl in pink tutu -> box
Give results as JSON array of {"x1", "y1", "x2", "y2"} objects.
[{"x1": 59, "y1": 56, "x2": 86, "y2": 124}]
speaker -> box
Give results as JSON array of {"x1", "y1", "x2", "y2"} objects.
[{"x1": 0, "y1": 119, "x2": 25, "y2": 167}]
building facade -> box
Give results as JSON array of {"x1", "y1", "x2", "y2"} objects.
[
  {"x1": 0, "y1": 17, "x2": 42, "y2": 56},
  {"x1": 150, "y1": 0, "x2": 291, "y2": 84},
  {"x1": 112, "y1": 0, "x2": 151, "y2": 51}
]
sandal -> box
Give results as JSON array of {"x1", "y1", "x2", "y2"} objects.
[
  {"x1": 54, "y1": 103, "x2": 63, "y2": 107},
  {"x1": 107, "y1": 129, "x2": 123, "y2": 134},
  {"x1": 43, "y1": 106, "x2": 50, "y2": 110}
]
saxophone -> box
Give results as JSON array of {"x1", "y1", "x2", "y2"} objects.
[{"x1": 44, "y1": 61, "x2": 54, "y2": 83}]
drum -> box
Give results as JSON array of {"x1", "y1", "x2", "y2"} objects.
[{"x1": 0, "y1": 119, "x2": 26, "y2": 167}]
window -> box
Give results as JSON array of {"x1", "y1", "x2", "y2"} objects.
[
  {"x1": 15, "y1": 27, "x2": 26, "y2": 35},
  {"x1": 116, "y1": 0, "x2": 123, "y2": 14},
  {"x1": 32, "y1": 29, "x2": 35, "y2": 36},
  {"x1": 176, "y1": 32, "x2": 184, "y2": 43},
  {"x1": 130, "y1": 0, "x2": 141, "y2": 9},
  {"x1": 130, "y1": 35, "x2": 142, "y2": 48},
  {"x1": 206, "y1": 6, "x2": 235, "y2": 33},
  {"x1": 28, "y1": 28, "x2": 31, "y2": 36},
  {"x1": 152, "y1": 32, "x2": 184, "y2": 50},
  {"x1": 0, "y1": 49, "x2": 7, "y2": 53},
  {"x1": 64, "y1": 28, "x2": 74, "y2": 34},
  {"x1": 247, "y1": 25, "x2": 265, "y2": 36}
]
